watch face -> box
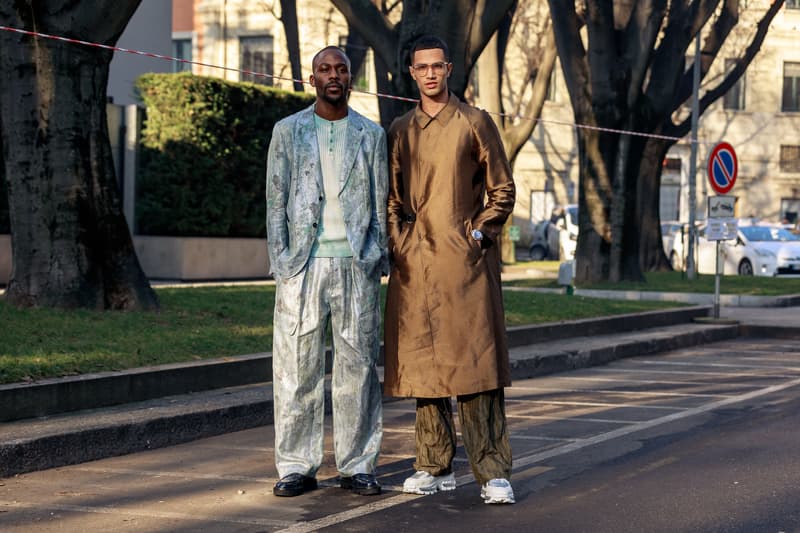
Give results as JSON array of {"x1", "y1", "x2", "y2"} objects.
[{"x1": 471, "y1": 229, "x2": 483, "y2": 240}]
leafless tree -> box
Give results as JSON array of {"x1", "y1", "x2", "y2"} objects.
[
  {"x1": 0, "y1": 1, "x2": 159, "y2": 309},
  {"x1": 331, "y1": 0, "x2": 516, "y2": 128},
  {"x1": 475, "y1": 0, "x2": 557, "y2": 263},
  {"x1": 547, "y1": 0, "x2": 783, "y2": 283}
]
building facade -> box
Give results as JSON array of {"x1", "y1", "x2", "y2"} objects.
[{"x1": 171, "y1": 1, "x2": 800, "y2": 241}]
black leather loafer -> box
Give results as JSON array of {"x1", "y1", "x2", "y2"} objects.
[
  {"x1": 340, "y1": 473, "x2": 381, "y2": 496},
  {"x1": 273, "y1": 473, "x2": 318, "y2": 497}
]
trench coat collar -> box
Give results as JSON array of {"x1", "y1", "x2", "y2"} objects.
[{"x1": 414, "y1": 92, "x2": 459, "y2": 129}]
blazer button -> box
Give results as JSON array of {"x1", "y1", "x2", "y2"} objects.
[
  {"x1": 319, "y1": 196, "x2": 323, "y2": 201},
  {"x1": 312, "y1": 223, "x2": 318, "y2": 228}
]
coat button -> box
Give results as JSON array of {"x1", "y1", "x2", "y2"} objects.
[
  {"x1": 312, "y1": 223, "x2": 318, "y2": 228},
  {"x1": 319, "y1": 196, "x2": 323, "y2": 201}
]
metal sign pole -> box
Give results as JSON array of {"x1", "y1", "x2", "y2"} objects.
[{"x1": 714, "y1": 240, "x2": 721, "y2": 319}]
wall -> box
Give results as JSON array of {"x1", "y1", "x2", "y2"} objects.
[{"x1": 107, "y1": 1, "x2": 173, "y2": 106}]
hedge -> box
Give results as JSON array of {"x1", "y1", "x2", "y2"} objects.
[{"x1": 135, "y1": 73, "x2": 314, "y2": 237}]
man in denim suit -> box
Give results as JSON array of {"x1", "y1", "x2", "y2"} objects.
[{"x1": 266, "y1": 46, "x2": 388, "y2": 497}]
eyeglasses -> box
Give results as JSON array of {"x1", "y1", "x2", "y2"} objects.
[{"x1": 411, "y1": 62, "x2": 449, "y2": 75}]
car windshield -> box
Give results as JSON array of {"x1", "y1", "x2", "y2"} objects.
[{"x1": 740, "y1": 226, "x2": 800, "y2": 242}]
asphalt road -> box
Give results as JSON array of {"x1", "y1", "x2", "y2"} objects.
[{"x1": 2, "y1": 336, "x2": 800, "y2": 532}]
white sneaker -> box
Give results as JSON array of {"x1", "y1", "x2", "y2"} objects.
[
  {"x1": 402, "y1": 471, "x2": 457, "y2": 495},
  {"x1": 481, "y1": 478, "x2": 515, "y2": 504}
]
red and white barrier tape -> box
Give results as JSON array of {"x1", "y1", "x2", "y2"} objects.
[{"x1": 0, "y1": 24, "x2": 694, "y2": 143}]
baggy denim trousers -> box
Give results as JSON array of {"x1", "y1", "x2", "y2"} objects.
[{"x1": 272, "y1": 257, "x2": 383, "y2": 478}]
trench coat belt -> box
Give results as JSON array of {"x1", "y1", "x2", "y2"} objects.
[{"x1": 403, "y1": 212, "x2": 416, "y2": 223}]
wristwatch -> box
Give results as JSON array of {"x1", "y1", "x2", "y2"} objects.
[{"x1": 471, "y1": 229, "x2": 483, "y2": 241}]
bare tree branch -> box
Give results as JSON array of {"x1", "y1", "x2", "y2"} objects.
[
  {"x1": 667, "y1": 0, "x2": 784, "y2": 139},
  {"x1": 330, "y1": 0, "x2": 397, "y2": 68}
]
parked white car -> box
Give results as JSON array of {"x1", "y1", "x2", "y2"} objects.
[
  {"x1": 661, "y1": 221, "x2": 682, "y2": 258},
  {"x1": 526, "y1": 204, "x2": 578, "y2": 261},
  {"x1": 673, "y1": 220, "x2": 800, "y2": 276},
  {"x1": 557, "y1": 204, "x2": 578, "y2": 261}
]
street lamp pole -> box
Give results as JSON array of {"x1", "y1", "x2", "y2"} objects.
[{"x1": 686, "y1": 33, "x2": 701, "y2": 280}]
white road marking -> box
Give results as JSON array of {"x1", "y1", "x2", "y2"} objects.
[
  {"x1": 0, "y1": 500, "x2": 295, "y2": 528},
  {"x1": 634, "y1": 359, "x2": 800, "y2": 371},
  {"x1": 510, "y1": 375, "x2": 800, "y2": 471},
  {"x1": 511, "y1": 385, "x2": 729, "y2": 398},
  {"x1": 508, "y1": 413, "x2": 632, "y2": 424},
  {"x1": 548, "y1": 375, "x2": 764, "y2": 388},
  {"x1": 509, "y1": 435, "x2": 577, "y2": 442},
  {"x1": 276, "y1": 374, "x2": 800, "y2": 532},
  {"x1": 589, "y1": 367, "x2": 798, "y2": 378},
  {"x1": 276, "y1": 494, "x2": 425, "y2": 533},
  {"x1": 507, "y1": 400, "x2": 685, "y2": 410},
  {"x1": 74, "y1": 466, "x2": 272, "y2": 483}
]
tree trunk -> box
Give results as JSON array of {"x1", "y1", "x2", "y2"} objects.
[
  {"x1": 344, "y1": 22, "x2": 368, "y2": 84},
  {"x1": 0, "y1": 2, "x2": 159, "y2": 310},
  {"x1": 573, "y1": 128, "x2": 611, "y2": 284},
  {"x1": 332, "y1": 0, "x2": 515, "y2": 127},
  {"x1": 279, "y1": 0, "x2": 304, "y2": 92},
  {"x1": 637, "y1": 137, "x2": 673, "y2": 272}
]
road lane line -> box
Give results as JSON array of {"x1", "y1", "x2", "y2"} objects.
[
  {"x1": 276, "y1": 376, "x2": 800, "y2": 532},
  {"x1": 73, "y1": 466, "x2": 272, "y2": 483},
  {"x1": 508, "y1": 414, "x2": 632, "y2": 424},
  {"x1": 511, "y1": 386, "x2": 729, "y2": 398},
  {"x1": 509, "y1": 435, "x2": 578, "y2": 442},
  {"x1": 507, "y1": 400, "x2": 685, "y2": 410},
  {"x1": 589, "y1": 367, "x2": 798, "y2": 378},
  {"x1": 0, "y1": 500, "x2": 295, "y2": 528},
  {"x1": 550, "y1": 375, "x2": 764, "y2": 388},
  {"x1": 510, "y1": 375, "x2": 800, "y2": 471},
  {"x1": 633, "y1": 360, "x2": 800, "y2": 371}
]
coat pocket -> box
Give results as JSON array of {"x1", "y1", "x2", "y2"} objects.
[{"x1": 274, "y1": 271, "x2": 306, "y2": 336}]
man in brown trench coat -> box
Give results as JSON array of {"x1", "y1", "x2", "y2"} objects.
[{"x1": 383, "y1": 35, "x2": 517, "y2": 504}]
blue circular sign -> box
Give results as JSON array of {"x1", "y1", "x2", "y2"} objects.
[{"x1": 707, "y1": 142, "x2": 738, "y2": 195}]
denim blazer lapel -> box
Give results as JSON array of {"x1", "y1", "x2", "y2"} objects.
[{"x1": 339, "y1": 112, "x2": 365, "y2": 194}]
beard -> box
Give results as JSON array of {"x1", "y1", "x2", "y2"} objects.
[{"x1": 318, "y1": 83, "x2": 348, "y2": 105}]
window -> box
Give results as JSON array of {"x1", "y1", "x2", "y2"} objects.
[
  {"x1": 723, "y1": 58, "x2": 745, "y2": 110},
  {"x1": 240, "y1": 35, "x2": 274, "y2": 85},
  {"x1": 529, "y1": 190, "x2": 556, "y2": 223},
  {"x1": 781, "y1": 198, "x2": 800, "y2": 224},
  {"x1": 663, "y1": 157, "x2": 682, "y2": 172},
  {"x1": 352, "y1": 49, "x2": 373, "y2": 92},
  {"x1": 786, "y1": 0, "x2": 799, "y2": 9},
  {"x1": 780, "y1": 145, "x2": 800, "y2": 173},
  {"x1": 172, "y1": 38, "x2": 192, "y2": 73},
  {"x1": 782, "y1": 62, "x2": 800, "y2": 112}
]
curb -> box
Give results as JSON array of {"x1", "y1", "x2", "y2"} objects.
[
  {"x1": 0, "y1": 306, "x2": 712, "y2": 422},
  {"x1": 2, "y1": 319, "x2": 742, "y2": 478}
]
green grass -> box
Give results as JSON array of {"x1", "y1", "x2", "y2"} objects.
[
  {"x1": 0, "y1": 284, "x2": 682, "y2": 385},
  {"x1": 502, "y1": 291, "x2": 681, "y2": 325},
  {"x1": 506, "y1": 270, "x2": 800, "y2": 296}
]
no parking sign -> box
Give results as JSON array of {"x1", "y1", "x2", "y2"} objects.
[{"x1": 707, "y1": 142, "x2": 738, "y2": 195}]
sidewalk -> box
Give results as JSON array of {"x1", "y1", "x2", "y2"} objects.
[{"x1": 5, "y1": 302, "x2": 800, "y2": 479}]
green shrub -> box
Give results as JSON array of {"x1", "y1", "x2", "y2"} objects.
[{"x1": 135, "y1": 73, "x2": 314, "y2": 237}]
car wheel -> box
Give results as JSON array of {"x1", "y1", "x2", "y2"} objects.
[
  {"x1": 529, "y1": 245, "x2": 546, "y2": 261},
  {"x1": 670, "y1": 251, "x2": 682, "y2": 271},
  {"x1": 738, "y1": 258, "x2": 754, "y2": 276}
]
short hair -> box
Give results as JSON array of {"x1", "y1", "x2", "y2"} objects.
[
  {"x1": 409, "y1": 35, "x2": 450, "y2": 63},
  {"x1": 312, "y1": 46, "x2": 351, "y2": 70}
]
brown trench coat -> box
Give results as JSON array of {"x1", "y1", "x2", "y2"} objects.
[{"x1": 383, "y1": 93, "x2": 516, "y2": 398}]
